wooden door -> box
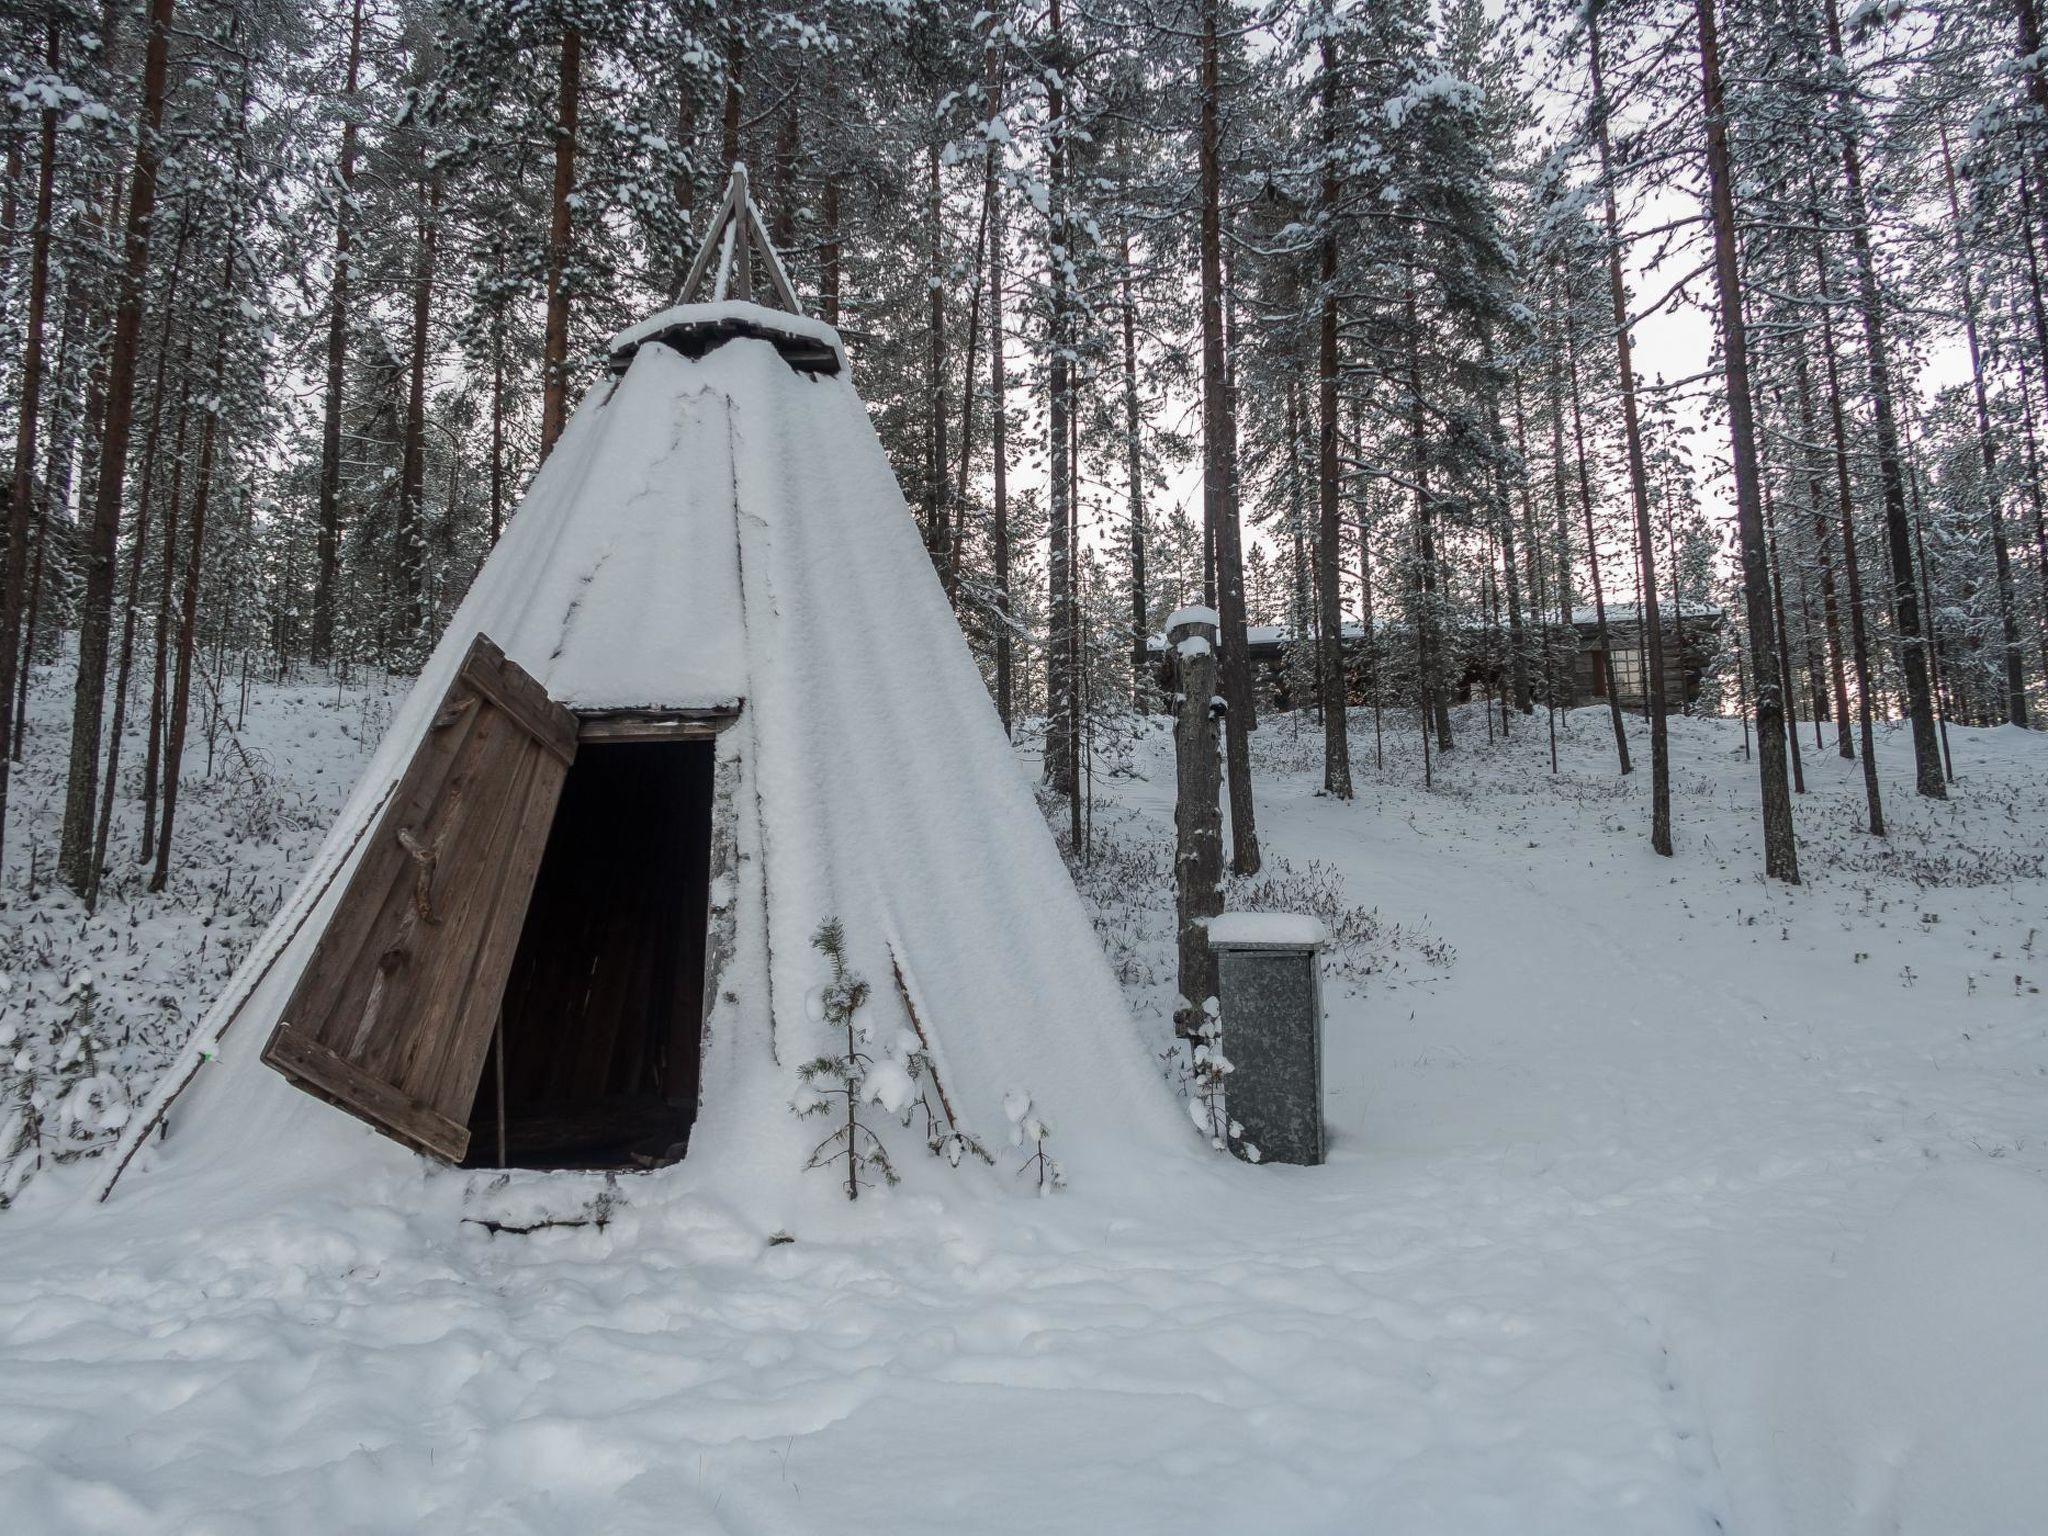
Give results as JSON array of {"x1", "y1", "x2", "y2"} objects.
[{"x1": 262, "y1": 635, "x2": 578, "y2": 1162}]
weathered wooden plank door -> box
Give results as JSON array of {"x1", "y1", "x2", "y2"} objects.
[{"x1": 262, "y1": 634, "x2": 578, "y2": 1162}]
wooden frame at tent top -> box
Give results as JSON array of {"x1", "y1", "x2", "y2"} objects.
[{"x1": 673, "y1": 163, "x2": 802, "y2": 312}]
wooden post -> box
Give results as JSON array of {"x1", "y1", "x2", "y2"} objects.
[{"x1": 1170, "y1": 608, "x2": 1223, "y2": 1038}]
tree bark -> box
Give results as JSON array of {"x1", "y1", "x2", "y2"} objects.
[
  {"x1": 141, "y1": 349, "x2": 191, "y2": 860},
  {"x1": 1122, "y1": 221, "x2": 1148, "y2": 702},
  {"x1": 1170, "y1": 612, "x2": 1222, "y2": 1037},
  {"x1": 396, "y1": 161, "x2": 440, "y2": 648},
  {"x1": 1045, "y1": 0, "x2": 1073, "y2": 798},
  {"x1": 538, "y1": 26, "x2": 580, "y2": 460},
  {"x1": 1819, "y1": 0, "x2": 1943, "y2": 796},
  {"x1": 0, "y1": 19, "x2": 60, "y2": 870},
  {"x1": 312, "y1": 0, "x2": 365, "y2": 665},
  {"x1": 59, "y1": 0, "x2": 179, "y2": 895},
  {"x1": 925, "y1": 144, "x2": 951, "y2": 588},
  {"x1": 989, "y1": 108, "x2": 1011, "y2": 736},
  {"x1": 1563, "y1": 304, "x2": 1632, "y2": 775},
  {"x1": 1938, "y1": 127, "x2": 2029, "y2": 725},
  {"x1": 1484, "y1": 324, "x2": 1531, "y2": 715},
  {"x1": 1763, "y1": 480, "x2": 1806, "y2": 794},
  {"x1": 1696, "y1": 0, "x2": 1799, "y2": 880},
  {"x1": 1316, "y1": 31, "x2": 1352, "y2": 798},
  {"x1": 1407, "y1": 266, "x2": 1452, "y2": 752},
  {"x1": 1588, "y1": 13, "x2": 1666, "y2": 847},
  {"x1": 89, "y1": 212, "x2": 190, "y2": 907},
  {"x1": 150, "y1": 256, "x2": 231, "y2": 894},
  {"x1": 1201, "y1": 0, "x2": 1259, "y2": 872},
  {"x1": 1812, "y1": 213, "x2": 1885, "y2": 833},
  {"x1": 1784, "y1": 256, "x2": 1854, "y2": 757}
]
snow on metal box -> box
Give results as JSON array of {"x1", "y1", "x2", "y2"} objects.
[{"x1": 1212, "y1": 936, "x2": 1326, "y2": 1167}]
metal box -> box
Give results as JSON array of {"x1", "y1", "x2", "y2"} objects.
[{"x1": 1209, "y1": 914, "x2": 1326, "y2": 1166}]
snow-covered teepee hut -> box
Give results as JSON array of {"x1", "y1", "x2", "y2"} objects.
[{"x1": 100, "y1": 168, "x2": 1186, "y2": 1206}]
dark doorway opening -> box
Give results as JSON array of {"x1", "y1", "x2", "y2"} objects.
[{"x1": 466, "y1": 738, "x2": 714, "y2": 1169}]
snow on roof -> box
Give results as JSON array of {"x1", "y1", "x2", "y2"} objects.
[
  {"x1": 609, "y1": 300, "x2": 847, "y2": 375},
  {"x1": 1569, "y1": 603, "x2": 1726, "y2": 628},
  {"x1": 1206, "y1": 912, "x2": 1329, "y2": 948}
]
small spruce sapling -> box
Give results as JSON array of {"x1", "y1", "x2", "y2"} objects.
[
  {"x1": 793, "y1": 919, "x2": 898, "y2": 1199},
  {"x1": 1003, "y1": 1087, "x2": 1064, "y2": 1193},
  {"x1": 1189, "y1": 998, "x2": 1259, "y2": 1163}
]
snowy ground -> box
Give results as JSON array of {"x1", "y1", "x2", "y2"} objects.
[{"x1": 4, "y1": 667, "x2": 2047, "y2": 1535}]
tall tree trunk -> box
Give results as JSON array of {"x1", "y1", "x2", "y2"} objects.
[
  {"x1": 89, "y1": 213, "x2": 190, "y2": 907},
  {"x1": 1316, "y1": 30, "x2": 1352, "y2": 798},
  {"x1": 1563, "y1": 305, "x2": 1632, "y2": 775},
  {"x1": 1170, "y1": 611, "x2": 1222, "y2": 1036},
  {"x1": 950, "y1": 166, "x2": 992, "y2": 602},
  {"x1": 312, "y1": 0, "x2": 365, "y2": 666},
  {"x1": 490, "y1": 305, "x2": 506, "y2": 545},
  {"x1": 1201, "y1": 0, "x2": 1259, "y2": 872},
  {"x1": 1763, "y1": 480, "x2": 1806, "y2": 794},
  {"x1": 1819, "y1": 0, "x2": 1943, "y2": 796},
  {"x1": 0, "y1": 19, "x2": 60, "y2": 869},
  {"x1": 820, "y1": 125, "x2": 840, "y2": 326},
  {"x1": 1939, "y1": 127, "x2": 2029, "y2": 724},
  {"x1": 1697, "y1": 0, "x2": 1799, "y2": 880},
  {"x1": 989, "y1": 111, "x2": 1011, "y2": 736},
  {"x1": 2009, "y1": 0, "x2": 2048, "y2": 291},
  {"x1": 1484, "y1": 324, "x2": 1531, "y2": 714},
  {"x1": 538, "y1": 26, "x2": 581, "y2": 460},
  {"x1": 141, "y1": 349, "x2": 191, "y2": 860},
  {"x1": 59, "y1": 0, "x2": 179, "y2": 895},
  {"x1": 1785, "y1": 259, "x2": 1854, "y2": 757},
  {"x1": 1813, "y1": 217, "x2": 1885, "y2": 833},
  {"x1": 1122, "y1": 222, "x2": 1148, "y2": 701},
  {"x1": 1408, "y1": 266, "x2": 1451, "y2": 752},
  {"x1": 151, "y1": 252, "x2": 231, "y2": 893},
  {"x1": 1045, "y1": 0, "x2": 1073, "y2": 797},
  {"x1": 397, "y1": 162, "x2": 440, "y2": 648},
  {"x1": 1544, "y1": 291, "x2": 1579, "y2": 722},
  {"x1": 1901, "y1": 417, "x2": 1956, "y2": 778},
  {"x1": 1220, "y1": 299, "x2": 1260, "y2": 849},
  {"x1": 925, "y1": 144, "x2": 951, "y2": 588},
  {"x1": 721, "y1": 15, "x2": 746, "y2": 169},
  {"x1": 1588, "y1": 13, "x2": 1665, "y2": 845},
  {"x1": 2018, "y1": 352, "x2": 2048, "y2": 688}
]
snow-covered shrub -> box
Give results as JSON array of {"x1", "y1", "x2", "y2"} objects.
[
  {"x1": 1003, "y1": 1087, "x2": 1064, "y2": 1194},
  {"x1": 1186, "y1": 1000, "x2": 1259, "y2": 1163},
  {"x1": 0, "y1": 970, "x2": 133, "y2": 1207},
  {"x1": 1226, "y1": 855, "x2": 1456, "y2": 980}
]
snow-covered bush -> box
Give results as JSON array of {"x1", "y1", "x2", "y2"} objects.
[
  {"x1": 0, "y1": 971, "x2": 134, "y2": 1207},
  {"x1": 1003, "y1": 1087, "x2": 1063, "y2": 1194}
]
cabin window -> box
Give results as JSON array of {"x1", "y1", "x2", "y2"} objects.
[
  {"x1": 1608, "y1": 646, "x2": 1645, "y2": 702},
  {"x1": 465, "y1": 736, "x2": 716, "y2": 1170}
]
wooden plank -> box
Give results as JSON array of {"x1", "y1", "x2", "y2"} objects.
[
  {"x1": 262, "y1": 634, "x2": 577, "y2": 1157},
  {"x1": 351, "y1": 704, "x2": 524, "y2": 1078},
  {"x1": 676, "y1": 172, "x2": 745, "y2": 305},
  {"x1": 262, "y1": 1023, "x2": 471, "y2": 1163},
  {"x1": 278, "y1": 689, "x2": 495, "y2": 1057},
  {"x1": 379, "y1": 727, "x2": 542, "y2": 1092},
  {"x1": 458, "y1": 635, "x2": 578, "y2": 765},
  {"x1": 421, "y1": 742, "x2": 568, "y2": 1116}
]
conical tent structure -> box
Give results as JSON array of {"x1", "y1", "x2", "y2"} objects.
[{"x1": 100, "y1": 171, "x2": 1188, "y2": 1208}]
